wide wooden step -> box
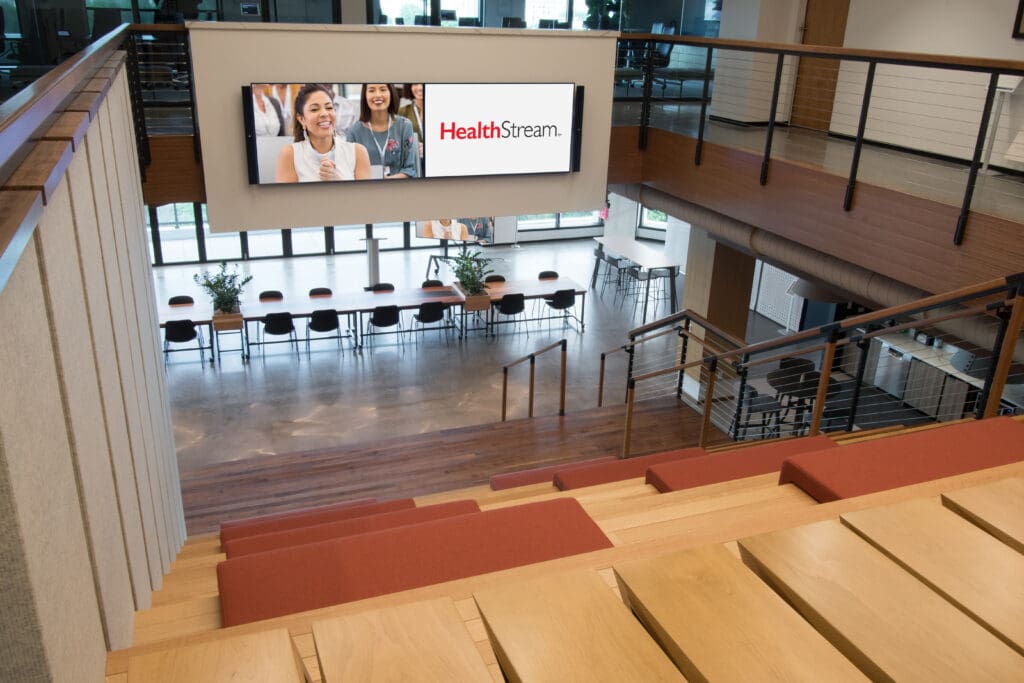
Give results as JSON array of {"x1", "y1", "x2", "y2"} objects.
[{"x1": 941, "y1": 476, "x2": 1024, "y2": 553}]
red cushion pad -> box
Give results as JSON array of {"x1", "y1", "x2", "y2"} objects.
[
  {"x1": 217, "y1": 498, "x2": 612, "y2": 626},
  {"x1": 219, "y1": 498, "x2": 414, "y2": 545},
  {"x1": 780, "y1": 417, "x2": 1024, "y2": 502},
  {"x1": 646, "y1": 435, "x2": 836, "y2": 493},
  {"x1": 489, "y1": 456, "x2": 617, "y2": 490},
  {"x1": 224, "y1": 500, "x2": 481, "y2": 558},
  {"x1": 553, "y1": 448, "x2": 705, "y2": 490}
]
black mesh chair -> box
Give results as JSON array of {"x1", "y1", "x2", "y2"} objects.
[
  {"x1": 413, "y1": 301, "x2": 450, "y2": 344},
  {"x1": 491, "y1": 293, "x2": 527, "y2": 337},
  {"x1": 485, "y1": 275, "x2": 506, "y2": 283},
  {"x1": 308, "y1": 287, "x2": 332, "y2": 297},
  {"x1": 370, "y1": 282, "x2": 395, "y2": 292},
  {"x1": 259, "y1": 290, "x2": 284, "y2": 301},
  {"x1": 731, "y1": 385, "x2": 783, "y2": 440},
  {"x1": 163, "y1": 319, "x2": 205, "y2": 363},
  {"x1": 535, "y1": 270, "x2": 560, "y2": 314},
  {"x1": 421, "y1": 279, "x2": 443, "y2": 288},
  {"x1": 538, "y1": 270, "x2": 559, "y2": 280},
  {"x1": 365, "y1": 305, "x2": 403, "y2": 346},
  {"x1": 167, "y1": 295, "x2": 194, "y2": 305},
  {"x1": 306, "y1": 308, "x2": 346, "y2": 351},
  {"x1": 261, "y1": 312, "x2": 298, "y2": 355}
]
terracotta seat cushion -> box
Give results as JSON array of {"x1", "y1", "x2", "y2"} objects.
[
  {"x1": 217, "y1": 498, "x2": 612, "y2": 626},
  {"x1": 219, "y1": 498, "x2": 415, "y2": 545},
  {"x1": 779, "y1": 417, "x2": 1024, "y2": 502},
  {"x1": 489, "y1": 456, "x2": 616, "y2": 490},
  {"x1": 646, "y1": 435, "x2": 836, "y2": 492},
  {"x1": 553, "y1": 447, "x2": 705, "y2": 490},
  {"x1": 224, "y1": 500, "x2": 481, "y2": 558}
]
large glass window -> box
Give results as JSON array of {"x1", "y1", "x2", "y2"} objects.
[
  {"x1": 247, "y1": 229, "x2": 286, "y2": 258},
  {"x1": 517, "y1": 211, "x2": 602, "y2": 231},
  {"x1": 334, "y1": 224, "x2": 367, "y2": 253},
  {"x1": 640, "y1": 206, "x2": 668, "y2": 230},
  {"x1": 154, "y1": 203, "x2": 200, "y2": 263},
  {"x1": 291, "y1": 226, "x2": 327, "y2": 255},
  {"x1": 373, "y1": 221, "x2": 406, "y2": 250}
]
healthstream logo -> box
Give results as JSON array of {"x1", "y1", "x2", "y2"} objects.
[{"x1": 438, "y1": 120, "x2": 562, "y2": 140}]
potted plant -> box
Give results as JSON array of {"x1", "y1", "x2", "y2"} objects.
[
  {"x1": 194, "y1": 261, "x2": 253, "y2": 318},
  {"x1": 452, "y1": 245, "x2": 494, "y2": 312}
]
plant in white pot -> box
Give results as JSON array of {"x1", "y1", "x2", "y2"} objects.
[
  {"x1": 194, "y1": 261, "x2": 253, "y2": 315},
  {"x1": 452, "y1": 245, "x2": 494, "y2": 311}
]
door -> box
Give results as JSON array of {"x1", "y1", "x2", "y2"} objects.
[{"x1": 790, "y1": 0, "x2": 850, "y2": 131}]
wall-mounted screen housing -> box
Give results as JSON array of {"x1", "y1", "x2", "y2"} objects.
[{"x1": 243, "y1": 82, "x2": 582, "y2": 185}]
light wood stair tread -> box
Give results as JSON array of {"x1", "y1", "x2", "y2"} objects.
[
  {"x1": 941, "y1": 476, "x2": 1024, "y2": 553},
  {"x1": 126, "y1": 628, "x2": 304, "y2": 682}
]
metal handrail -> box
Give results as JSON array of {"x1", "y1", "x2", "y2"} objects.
[{"x1": 501, "y1": 339, "x2": 568, "y2": 422}]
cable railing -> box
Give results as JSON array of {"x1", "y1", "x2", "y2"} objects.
[
  {"x1": 614, "y1": 34, "x2": 1024, "y2": 233},
  {"x1": 619, "y1": 274, "x2": 1024, "y2": 457},
  {"x1": 500, "y1": 339, "x2": 568, "y2": 422}
]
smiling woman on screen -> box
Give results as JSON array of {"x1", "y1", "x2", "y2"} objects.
[
  {"x1": 346, "y1": 83, "x2": 419, "y2": 179},
  {"x1": 275, "y1": 83, "x2": 371, "y2": 183}
]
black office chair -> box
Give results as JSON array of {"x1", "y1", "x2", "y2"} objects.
[
  {"x1": 365, "y1": 305, "x2": 403, "y2": 346},
  {"x1": 538, "y1": 270, "x2": 559, "y2": 280},
  {"x1": 731, "y1": 385, "x2": 783, "y2": 440},
  {"x1": 502, "y1": 16, "x2": 526, "y2": 28},
  {"x1": 306, "y1": 308, "x2": 345, "y2": 351},
  {"x1": 491, "y1": 293, "x2": 527, "y2": 337},
  {"x1": 414, "y1": 14, "x2": 429, "y2": 25},
  {"x1": 538, "y1": 18, "x2": 556, "y2": 28},
  {"x1": 534, "y1": 271, "x2": 560, "y2": 314},
  {"x1": 164, "y1": 319, "x2": 205, "y2": 364},
  {"x1": 168, "y1": 295, "x2": 194, "y2": 305},
  {"x1": 544, "y1": 289, "x2": 578, "y2": 330},
  {"x1": 370, "y1": 282, "x2": 395, "y2": 292},
  {"x1": 259, "y1": 290, "x2": 284, "y2": 301},
  {"x1": 458, "y1": 17, "x2": 480, "y2": 26},
  {"x1": 261, "y1": 312, "x2": 298, "y2": 355},
  {"x1": 308, "y1": 287, "x2": 332, "y2": 297},
  {"x1": 421, "y1": 279, "x2": 443, "y2": 288},
  {"x1": 413, "y1": 301, "x2": 449, "y2": 344},
  {"x1": 484, "y1": 275, "x2": 506, "y2": 283}
]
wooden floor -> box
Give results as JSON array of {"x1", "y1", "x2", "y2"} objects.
[{"x1": 180, "y1": 396, "x2": 729, "y2": 534}]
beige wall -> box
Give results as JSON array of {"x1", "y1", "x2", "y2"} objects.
[
  {"x1": 0, "y1": 65, "x2": 182, "y2": 679},
  {"x1": 188, "y1": 23, "x2": 617, "y2": 232}
]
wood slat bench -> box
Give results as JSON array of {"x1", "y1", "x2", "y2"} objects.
[
  {"x1": 739, "y1": 519, "x2": 1024, "y2": 680},
  {"x1": 312, "y1": 597, "x2": 492, "y2": 681},
  {"x1": 842, "y1": 496, "x2": 1024, "y2": 655},
  {"x1": 614, "y1": 544, "x2": 865, "y2": 681},
  {"x1": 488, "y1": 456, "x2": 616, "y2": 490},
  {"x1": 941, "y1": 476, "x2": 1024, "y2": 553},
  {"x1": 553, "y1": 448, "x2": 704, "y2": 490},
  {"x1": 126, "y1": 628, "x2": 304, "y2": 682},
  {"x1": 474, "y1": 569, "x2": 683, "y2": 681}
]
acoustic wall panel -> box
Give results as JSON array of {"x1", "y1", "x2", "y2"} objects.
[
  {"x1": 0, "y1": 240, "x2": 106, "y2": 681},
  {"x1": 82, "y1": 123, "x2": 155, "y2": 605},
  {"x1": 34, "y1": 171, "x2": 135, "y2": 649}
]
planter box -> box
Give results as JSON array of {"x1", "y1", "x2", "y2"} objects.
[{"x1": 457, "y1": 284, "x2": 492, "y2": 312}]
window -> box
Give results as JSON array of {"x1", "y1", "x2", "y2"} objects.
[
  {"x1": 517, "y1": 211, "x2": 603, "y2": 231},
  {"x1": 154, "y1": 203, "x2": 199, "y2": 263},
  {"x1": 640, "y1": 206, "x2": 668, "y2": 231}
]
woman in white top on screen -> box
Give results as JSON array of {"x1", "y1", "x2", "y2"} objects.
[
  {"x1": 251, "y1": 83, "x2": 284, "y2": 137},
  {"x1": 275, "y1": 84, "x2": 371, "y2": 183},
  {"x1": 428, "y1": 218, "x2": 469, "y2": 240}
]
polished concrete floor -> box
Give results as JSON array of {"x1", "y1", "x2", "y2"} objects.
[{"x1": 157, "y1": 239, "x2": 684, "y2": 472}]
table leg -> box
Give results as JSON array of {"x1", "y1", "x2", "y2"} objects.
[
  {"x1": 580, "y1": 291, "x2": 586, "y2": 331},
  {"x1": 589, "y1": 244, "x2": 604, "y2": 289},
  {"x1": 669, "y1": 267, "x2": 679, "y2": 313},
  {"x1": 642, "y1": 273, "x2": 651, "y2": 324}
]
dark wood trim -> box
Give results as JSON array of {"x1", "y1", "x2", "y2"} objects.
[
  {"x1": 3, "y1": 142, "x2": 74, "y2": 204},
  {"x1": 41, "y1": 112, "x2": 90, "y2": 151},
  {"x1": 65, "y1": 91, "x2": 104, "y2": 120}
]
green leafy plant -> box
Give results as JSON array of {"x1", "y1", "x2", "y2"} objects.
[
  {"x1": 452, "y1": 245, "x2": 494, "y2": 296},
  {"x1": 193, "y1": 262, "x2": 253, "y2": 313}
]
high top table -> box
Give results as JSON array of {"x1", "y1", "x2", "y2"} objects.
[{"x1": 593, "y1": 236, "x2": 682, "y2": 324}]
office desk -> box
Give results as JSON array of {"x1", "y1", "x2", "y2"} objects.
[{"x1": 593, "y1": 236, "x2": 681, "y2": 324}]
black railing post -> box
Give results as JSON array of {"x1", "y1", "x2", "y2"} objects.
[
  {"x1": 729, "y1": 359, "x2": 749, "y2": 440},
  {"x1": 676, "y1": 317, "x2": 691, "y2": 398},
  {"x1": 954, "y1": 72, "x2": 1000, "y2": 246},
  {"x1": 124, "y1": 32, "x2": 150, "y2": 177},
  {"x1": 760, "y1": 53, "x2": 786, "y2": 186},
  {"x1": 639, "y1": 39, "x2": 655, "y2": 150},
  {"x1": 695, "y1": 46, "x2": 714, "y2": 166},
  {"x1": 975, "y1": 305, "x2": 1011, "y2": 418},
  {"x1": 844, "y1": 61, "x2": 877, "y2": 211},
  {"x1": 625, "y1": 335, "x2": 636, "y2": 402},
  {"x1": 845, "y1": 336, "x2": 871, "y2": 432}
]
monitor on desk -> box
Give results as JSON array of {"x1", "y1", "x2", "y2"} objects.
[{"x1": 416, "y1": 217, "x2": 492, "y2": 243}]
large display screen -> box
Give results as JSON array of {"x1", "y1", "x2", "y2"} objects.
[{"x1": 244, "y1": 82, "x2": 581, "y2": 185}]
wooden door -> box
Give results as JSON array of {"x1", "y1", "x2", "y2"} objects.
[{"x1": 790, "y1": 0, "x2": 850, "y2": 131}]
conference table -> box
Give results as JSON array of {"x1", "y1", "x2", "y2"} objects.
[
  {"x1": 592, "y1": 236, "x2": 682, "y2": 324},
  {"x1": 478, "y1": 277, "x2": 587, "y2": 335},
  {"x1": 157, "y1": 285, "x2": 466, "y2": 357}
]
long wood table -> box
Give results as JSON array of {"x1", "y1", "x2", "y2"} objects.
[
  {"x1": 593, "y1": 236, "x2": 681, "y2": 324},
  {"x1": 157, "y1": 285, "x2": 466, "y2": 356},
  {"x1": 479, "y1": 277, "x2": 586, "y2": 335}
]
